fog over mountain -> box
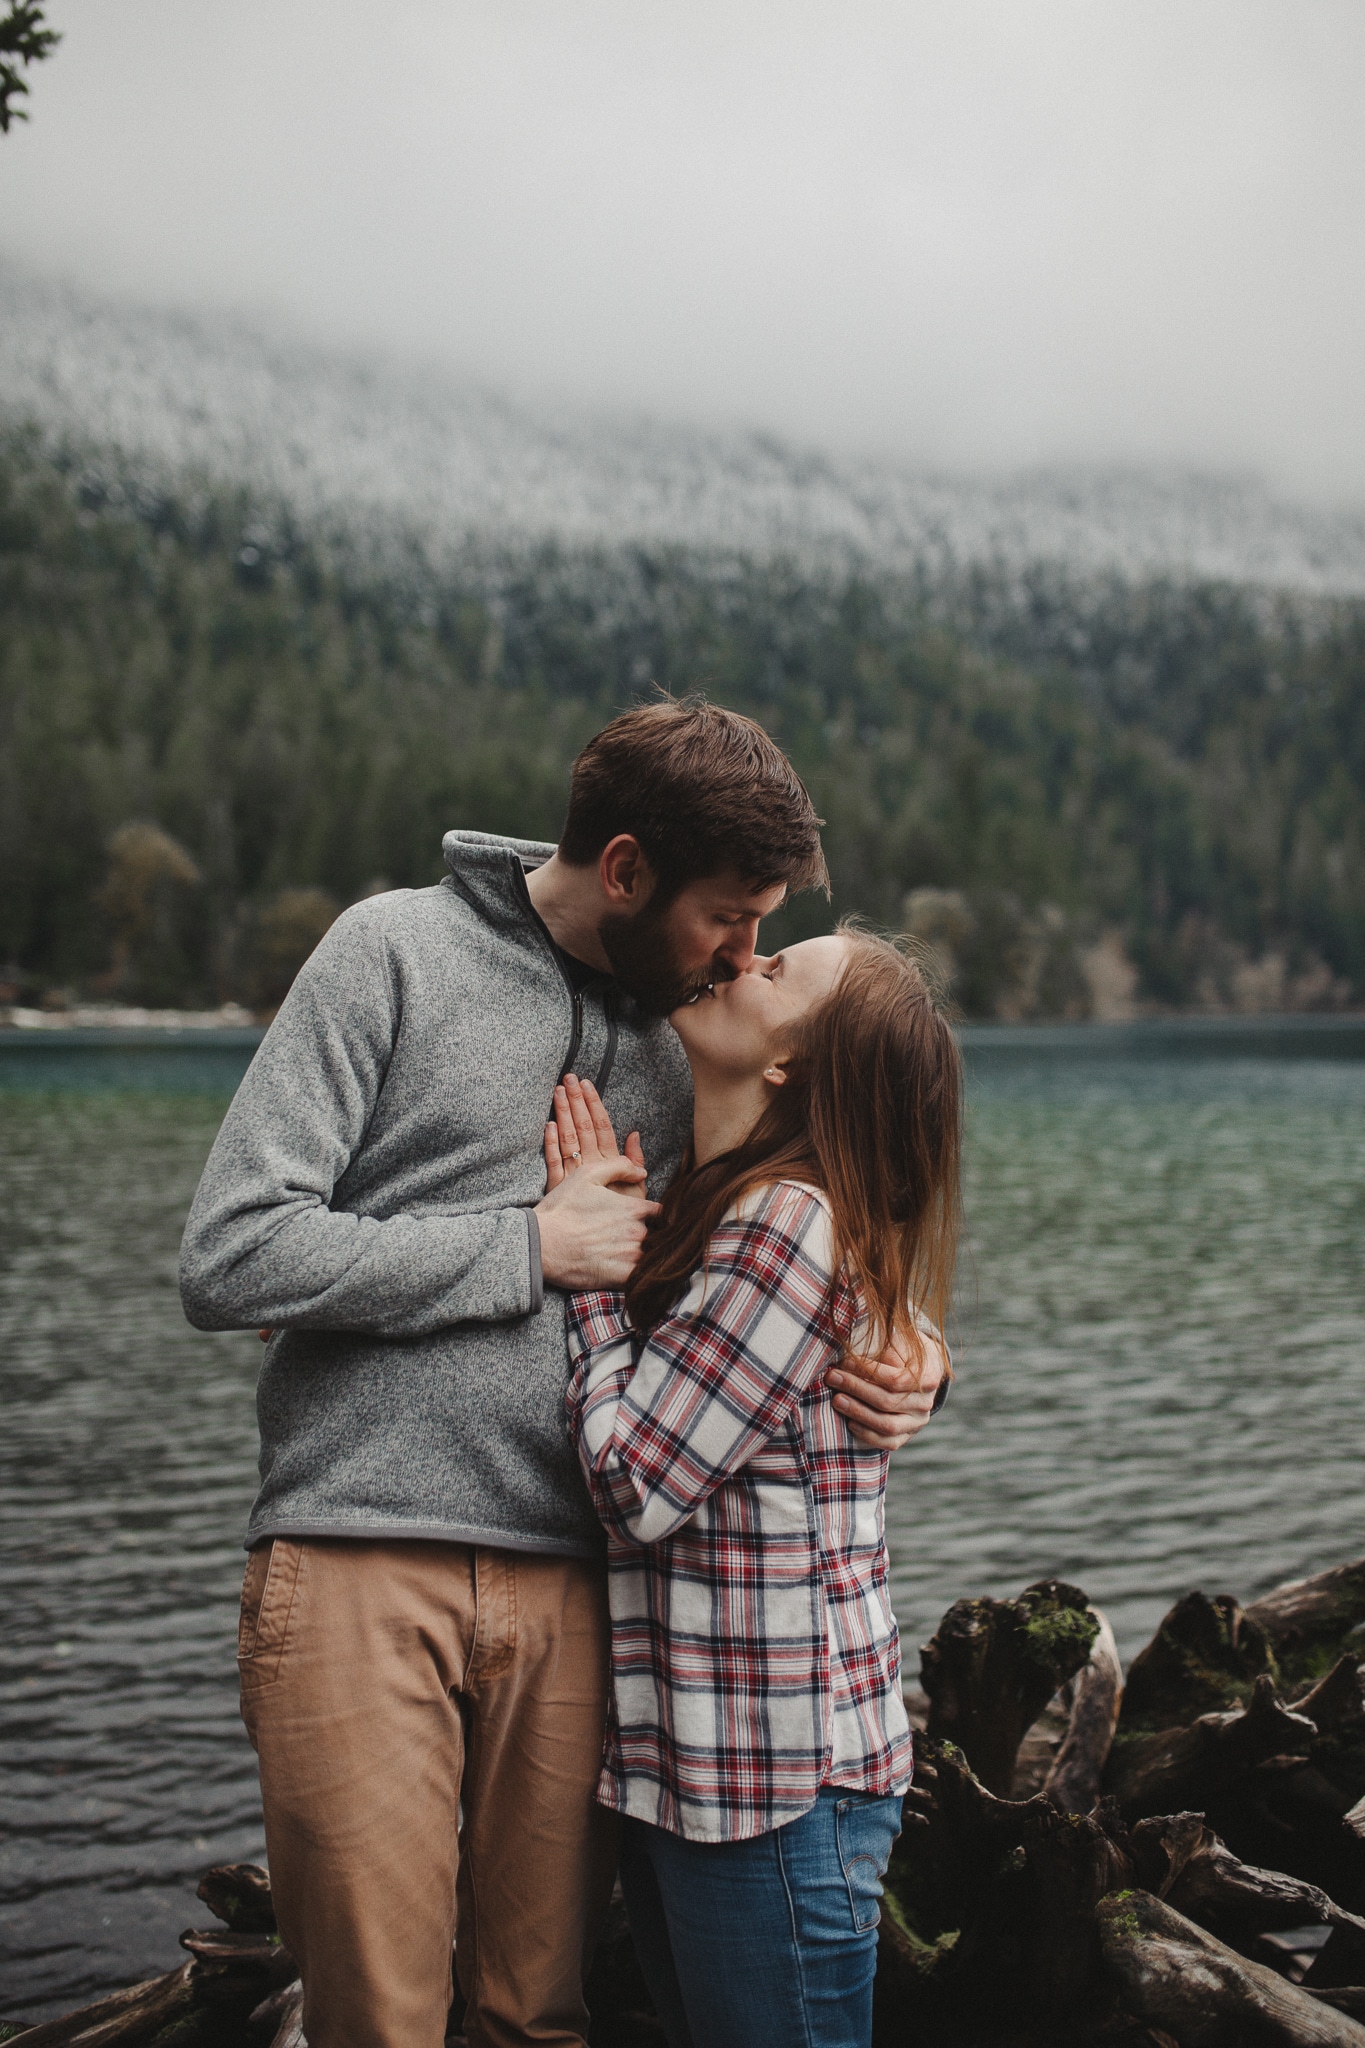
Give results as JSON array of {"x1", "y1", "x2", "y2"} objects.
[
  {"x1": 7, "y1": 3, "x2": 1365, "y2": 499},
  {"x1": 4, "y1": 267, "x2": 1364, "y2": 598}
]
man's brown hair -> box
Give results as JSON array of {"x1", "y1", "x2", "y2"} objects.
[{"x1": 559, "y1": 697, "x2": 828, "y2": 902}]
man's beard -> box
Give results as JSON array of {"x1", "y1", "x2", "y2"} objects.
[{"x1": 598, "y1": 906, "x2": 716, "y2": 1018}]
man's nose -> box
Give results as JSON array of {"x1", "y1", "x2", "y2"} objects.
[{"x1": 715, "y1": 924, "x2": 760, "y2": 975}]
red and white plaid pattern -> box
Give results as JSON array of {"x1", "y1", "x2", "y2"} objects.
[{"x1": 565, "y1": 1180, "x2": 913, "y2": 1844}]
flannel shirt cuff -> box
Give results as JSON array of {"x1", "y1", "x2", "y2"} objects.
[{"x1": 566, "y1": 1288, "x2": 629, "y2": 1360}]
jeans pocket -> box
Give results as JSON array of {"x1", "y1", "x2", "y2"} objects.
[
  {"x1": 238, "y1": 1540, "x2": 304, "y2": 1694},
  {"x1": 834, "y1": 1794, "x2": 903, "y2": 1932}
]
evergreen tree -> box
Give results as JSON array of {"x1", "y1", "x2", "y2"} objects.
[
  {"x1": 0, "y1": 1, "x2": 60, "y2": 132},
  {"x1": 1, "y1": 427, "x2": 1360, "y2": 1015}
]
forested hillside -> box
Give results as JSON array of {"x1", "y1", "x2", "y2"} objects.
[{"x1": 1, "y1": 425, "x2": 1362, "y2": 1015}]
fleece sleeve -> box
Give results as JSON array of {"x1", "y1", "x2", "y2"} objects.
[{"x1": 178, "y1": 903, "x2": 538, "y2": 1337}]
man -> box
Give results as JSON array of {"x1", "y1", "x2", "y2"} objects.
[{"x1": 180, "y1": 698, "x2": 943, "y2": 2048}]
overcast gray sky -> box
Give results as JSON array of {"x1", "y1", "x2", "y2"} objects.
[{"x1": 3, "y1": 1, "x2": 1364, "y2": 495}]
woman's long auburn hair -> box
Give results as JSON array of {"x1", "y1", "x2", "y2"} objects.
[{"x1": 624, "y1": 926, "x2": 963, "y2": 1367}]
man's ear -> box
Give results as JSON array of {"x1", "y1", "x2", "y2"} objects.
[{"x1": 599, "y1": 834, "x2": 655, "y2": 908}]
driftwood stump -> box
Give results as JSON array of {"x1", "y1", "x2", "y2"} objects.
[
  {"x1": 1247, "y1": 1561, "x2": 1365, "y2": 1692},
  {"x1": 1107, "y1": 1569, "x2": 1365, "y2": 1903},
  {"x1": 195, "y1": 1863, "x2": 276, "y2": 1936},
  {"x1": 1128, "y1": 1809, "x2": 1365, "y2": 1948},
  {"x1": 1096, "y1": 1888, "x2": 1365, "y2": 2045},
  {"x1": 1046, "y1": 1609, "x2": 1125, "y2": 1815},
  {"x1": 921, "y1": 1580, "x2": 1100, "y2": 1795},
  {"x1": 3, "y1": 1864, "x2": 293, "y2": 2048},
  {"x1": 2, "y1": 1964, "x2": 198, "y2": 2048},
  {"x1": 1106, "y1": 1670, "x2": 1319, "y2": 1818},
  {"x1": 877, "y1": 1562, "x2": 1365, "y2": 2043},
  {"x1": 1121, "y1": 1591, "x2": 1277, "y2": 1728},
  {"x1": 249, "y1": 1982, "x2": 305, "y2": 2048},
  {"x1": 876, "y1": 1737, "x2": 1138, "y2": 2040}
]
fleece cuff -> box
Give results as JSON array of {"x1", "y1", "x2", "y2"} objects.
[{"x1": 525, "y1": 1209, "x2": 544, "y2": 1314}]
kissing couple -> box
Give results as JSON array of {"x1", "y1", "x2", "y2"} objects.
[{"x1": 181, "y1": 698, "x2": 962, "y2": 2048}]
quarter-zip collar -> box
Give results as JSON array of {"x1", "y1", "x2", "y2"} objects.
[{"x1": 442, "y1": 828, "x2": 623, "y2": 1093}]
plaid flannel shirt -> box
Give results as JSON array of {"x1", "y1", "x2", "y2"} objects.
[{"x1": 565, "y1": 1179, "x2": 914, "y2": 1843}]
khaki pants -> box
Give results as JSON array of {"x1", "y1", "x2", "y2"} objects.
[{"x1": 238, "y1": 1537, "x2": 617, "y2": 2048}]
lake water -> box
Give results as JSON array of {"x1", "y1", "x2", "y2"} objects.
[{"x1": 2, "y1": 1019, "x2": 1363, "y2": 2019}]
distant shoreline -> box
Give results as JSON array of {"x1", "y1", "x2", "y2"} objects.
[
  {"x1": 4, "y1": 1006, "x2": 1363, "y2": 1047},
  {"x1": 1, "y1": 1004, "x2": 262, "y2": 1032}
]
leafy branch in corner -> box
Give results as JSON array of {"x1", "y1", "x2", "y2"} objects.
[{"x1": 0, "y1": 0, "x2": 61, "y2": 133}]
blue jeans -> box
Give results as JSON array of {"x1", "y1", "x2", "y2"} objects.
[{"x1": 617, "y1": 1789, "x2": 904, "y2": 2048}]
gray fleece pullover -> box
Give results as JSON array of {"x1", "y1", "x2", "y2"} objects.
[{"x1": 179, "y1": 830, "x2": 693, "y2": 1556}]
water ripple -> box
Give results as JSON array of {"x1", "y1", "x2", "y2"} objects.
[{"x1": 1, "y1": 1045, "x2": 1363, "y2": 2016}]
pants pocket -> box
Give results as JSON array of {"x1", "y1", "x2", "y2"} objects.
[
  {"x1": 238, "y1": 1540, "x2": 305, "y2": 1695},
  {"x1": 834, "y1": 1793, "x2": 902, "y2": 1932}
]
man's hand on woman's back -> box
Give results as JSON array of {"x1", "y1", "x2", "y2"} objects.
[{"x1": 826, "y1": 1332, "x2": 949, "y2": 1453}]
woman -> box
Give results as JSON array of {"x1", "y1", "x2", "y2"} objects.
[{"x1": 546, "y1": 925, "x2": 962, "y2": 2048}]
